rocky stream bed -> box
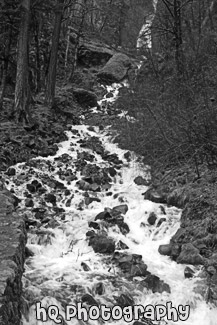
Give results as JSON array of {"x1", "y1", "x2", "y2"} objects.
[{"x1": 1, "y1": 81, "x2": 217, "y2": 325}]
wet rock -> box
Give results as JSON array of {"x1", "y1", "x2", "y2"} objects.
[
  {"x1": 142, "y1": 273, "x2": 171, "y2": 293},
  {"x1": 76, "y1": 179, "x2": 92, "y2": 191},
  {"x1": 157, "y1": 217, "x2": 166, "y2": 227},
  {"x1": 81, "y1": 294, "x2": 98, "y2": 306},
  {"x1": 26, "y1": 180, "x2": 42, "y2": 193},
  {"x1": 72, "y1": 87, "x2": 98, "y2": 108},
  {"x1": 147, "y1": 212, "x2": 157, "y2": 225},
  {"x1": 86, "y1": 230, "x2": 96, "y2": 238},
  {"x1": 177, "y1": 243, "x2": 205, "y2": 265},
  {"x1": 77, "y1": 151, "x2": 95, "y2": 162},
  {"x1": 88, "y1": 221, "x2": 100, "y2": 230},
  {"x1": 134, "y1": 176, "x2": 150, "y2": 186},
  {"x1": 97, "y1": 53, "x2": 132, "y2": 84},
  {"x1": 102, "y1": 153, "x2": 123, "y2": 165},
  {"x1": 85, "y1": 197, "x2": 101, "y2": 205},
  {"x1": 44, "y1": 193, "x2": 57, "y2": 205},
  {"x1": 33, "y1": 207, "x2": 47, "y2": 214},
  {"x1": 95, "y1": 210, "x2": 112, "y2": 221},
  {"x1": 112, "y1": 204, "x2": 128, "y2": 215},
  {"x1": 171, "y1": 227, "x2": 186, "y2": 243},
  {"x1": 101, "y1": 183, "x2": 112, "y2": 191},
  {"x1": 80, "y1": 138, "x2": 104, "y2": 155},
  {"x1": 159, "y1": 205, "x2": 166, "y2": 215},
  {"x1": 184, "y1": 266, "x2": 195, "y2": 278},
  {"x1": 124, "y1": 151, "x2": 131, "y2": 161},
  {"x1": 6, "y1": 167, "x2": 16, "y2": 176},
  {"x1": 113, "y1": 252, "x2": 147, "y2": 277},
  {"x1": 108, "y1": 167, "x2": 117, "y2": 177},
  {"x1": 25, "y1": 199, "x2": 34, "y2": 208},
  {"x1": 118, "y1": 221, "x2": 130, "y2": 235},
  {"x1": 114, "y1": 293, "x2": 134, "y2": 307},
  {"x1": 90, "y1": 183, "x2": 101, "y2": 192},
  {"x1": 130, "y1": 263, "x2": 148, "y2": 277},
  {"x1": 81, "y1": 262, "x2": 91, "y2": 272},
  {"x1": 167, "y1": 187, "x2": 190, "y2": 208},
  {"x1": 158, "y1": 244, "x2": 172, "y2": 256},
  {"x1": 95, "y1": 282, "x2": 104, "y2": 295},
  {"x1": 170, "y1": 244, "x2": 182, "y2": 260},
  {"x1": 116, "y1": 241, "x2": 129, "y2": 250},
  {"x1": 65, "y1": 189, "x2": 71, "y2": 196},
  {"x1": 89, "y1": 234, "x2": 115, "y2": 254},
  {"x1": 26, "y1": 183, "x2": 36, "y2": 193},
  {"x1": 25, "y1": 246, "x2": 34, "y2": 258},
  {"x1": 142, "y1": 188, "x2": 167, "y2": 204}
]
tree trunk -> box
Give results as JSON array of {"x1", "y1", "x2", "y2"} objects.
[
  {"x1": 173, "y1": 0, "x2": 183, "y2": 76},
  {"x1": 45, "y1": 0, "x2": 64, "y2": 108},
  {"x1": 14, "y1": 0, "x2": 31, "y2": 123},
  {"x1": 0, "y1": 24, "x2": 12, "y2": 109}
]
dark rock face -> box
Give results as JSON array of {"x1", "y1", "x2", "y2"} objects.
[
  {"x1": 177, "y1": 243, "x2": 204, "y2": 265},
  {"x1": 184, "y1": 266, "x2": 195, "y2": 279},
  {"x1": 78, "y1": 40, "x2": 114, "y2": 66},
  {"x1": 97, "y1": 53, "x2": 133, "y2": 84},
  {"x1": 71, "y1": 88, "x2": 98, "y2": 108},
  {"x1": 167, "y1": 187, "x2": 190, "y2": 208},
  {"x1": 141, "y1": 273, "x2": 171, "y2": 294},
  {"x1": 112, "y1": 252, "x2": 147, "y2": 278},
  {"x1": 147, "y1": 212, "x2": 157, "y2": 225},
  {"x1": 142, "y1": 188, "x2": 167, "y2": 204},
  {"x1": 158, "y1": 244, "x2": 172, "y2": 256},
  {"x1": 134, "y1": 176, "x2": 150, "y2": 186},
  {"x1": 0, "y1": 184, "x2": 26, "y2": 325},
  {"x1": 88, "y1": 234, "x2": 115, "y2": 254}
]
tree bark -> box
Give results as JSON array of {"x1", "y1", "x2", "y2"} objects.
[
  {"x1": 0, "y1": 24, "x2": 12, "y2": 109},
  {"x1": 14, "y1": 0, "x2": 31, "y2": 123},
  {"x1": 173, "y1": 0, "x2": 183, "y2": 76},
  {"x1": 45, "y1": 0, "x2": 64, "y2": 108}
]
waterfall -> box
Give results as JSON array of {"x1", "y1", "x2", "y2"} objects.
[{"x1": 137, "y1": 0, "x2": 158, "y2": 51}]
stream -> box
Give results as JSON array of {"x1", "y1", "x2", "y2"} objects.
[{"x1": 2, "y1": 81, "x2": 217, "y2": 325}]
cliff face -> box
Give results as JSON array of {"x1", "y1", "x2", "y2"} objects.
[{"x1": 0, "y1": 184, "x2": 26, "y2": 325}]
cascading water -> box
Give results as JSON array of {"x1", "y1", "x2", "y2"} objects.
[
  {"x1": 137, "y1": 0, "x2": 158, "y2": 51},
  {"x1": 2, "y1": 79, "x2": 216, "y2": 325}
]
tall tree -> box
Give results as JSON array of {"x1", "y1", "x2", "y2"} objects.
[
  {"x1": 45, "y1": 0, "x2": 65, "y2": 108},
  {"x1": 14, "y1": 0, "x2": 31, "y2": 123}
]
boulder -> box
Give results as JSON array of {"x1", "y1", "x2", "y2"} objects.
[
  {"x1": 158, "y1": 244, "x2": 172, "y2": 256},
  {"x1": 6, "y1": 167, "x2": 16, "y2": 176},
  {"x1": 81, "y1": 294, "x2": 98, "y2": 306},
  {"x1": 167, "y1": 187, "x2": 190, "y2": 208},
  {"x1": 177, "y1": 243, "x2": 205, "y2": 265},
  {"x1": 147, "y1": 212, "x2": 157, "y2": 225},
  {"x1": 142, "y1": 273, "x2": 171, "y2": 293},
  {"x1": 142, "y1": 188, "x2": 167, "y2": 204},
  {"x1": 97, "y1": 53, "x2": 133, "y2": 84},
  {"x1": 95, "y1": 282, "x2": 104, "y2": 295},
  {"x1": 184, "y1": 266, "x2": 195, "y2": 278},
  {"x1": 89, "y1": 234, "x2": 115, "y2": 254},
  {"x1": 114, "y1": 294, "x2": 134, "y2": 307},
  {"x1": 78, "y1": 40, "x2": 114, "y2": 66},
  {"x1": 71, "y1": 88, "x2": 98, "y2": 108},
  {"x1": 134, "y1": 176, "x2": 150, "y2": 186},
  {"x1": 112, "y1": 204, "x2": 128, "y2": 215}
]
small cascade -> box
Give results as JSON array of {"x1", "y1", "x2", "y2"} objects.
[{"x1": 137, "y1": 0, "x2": 158, "y2": 51}]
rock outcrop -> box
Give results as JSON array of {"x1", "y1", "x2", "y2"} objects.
[
  {"x1": 78, "y1": 40, "x2": 115, "y2": 66},
  {"x1": 97, "y1": 53, "x2": 133, "y2": 84},
  {"x1": 0, "y1": 183, "x2": 26, "y2": 325}
]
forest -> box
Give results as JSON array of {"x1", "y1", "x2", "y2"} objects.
[{"x1": 1, "y1": 1, "x2": 217, "y2": 325}]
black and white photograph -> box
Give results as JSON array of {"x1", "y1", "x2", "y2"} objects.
[{"x1": 0, "y1": 0, "x2": 217, "y2": 324}]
